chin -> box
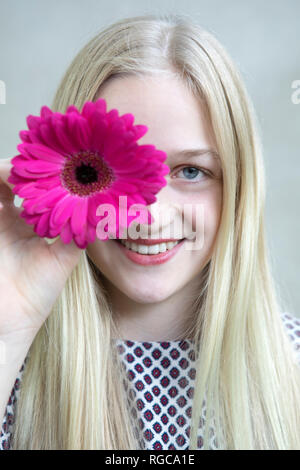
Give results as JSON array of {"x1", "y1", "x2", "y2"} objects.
[{"x1": 119, "y1": 282, "x2": 174, "y2": 304}]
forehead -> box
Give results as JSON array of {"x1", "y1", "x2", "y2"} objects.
[{"x1": 97, "y1": 74, "x2": 217, "y2": 153}]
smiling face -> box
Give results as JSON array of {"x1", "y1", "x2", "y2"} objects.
[{"x1": 86, "y1": 73, "x2": 223, "y2": 305}]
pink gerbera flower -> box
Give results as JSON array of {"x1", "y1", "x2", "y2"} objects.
[{"x1": 8, "y1": 98, "x2": 170, "y2": 249}]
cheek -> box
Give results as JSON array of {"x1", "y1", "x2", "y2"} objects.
[
  {"x1": 86, "y1": 239, "x2": 113, "y2": 272},
  {"x1": 187, "y1": 185, "x2": 223, "y2": 242}
]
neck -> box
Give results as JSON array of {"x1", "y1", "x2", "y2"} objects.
[{"x1": 101, "y1": 276, "x2": 202, "y2": 342}]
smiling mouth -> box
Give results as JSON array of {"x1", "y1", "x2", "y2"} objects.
[{"x1": 114, "y1": 238, "x2": 186, "y2": 255}]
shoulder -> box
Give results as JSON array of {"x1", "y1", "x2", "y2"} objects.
[
  {"x1": 280, "y1": 311, "x2": 300, "y2": 359},
  {"x1": 0, "y1": 357, "x2": 28, "y2": 450}
]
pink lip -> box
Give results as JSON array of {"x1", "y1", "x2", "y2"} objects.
[
  {"x1": 114, "y1": 238, "x2": 186, "y2": 265},
  {"x1": 123, "y1": 237, "x2": 181, "y2": 246}
]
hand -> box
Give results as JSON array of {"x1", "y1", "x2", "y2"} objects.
[{"x1": 0, "y1": 157, "x2": 82, "y2": 338}]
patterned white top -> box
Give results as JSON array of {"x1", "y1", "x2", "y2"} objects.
[{"x1": 1, "y1": 312, "x2": 300, "y2": 450}]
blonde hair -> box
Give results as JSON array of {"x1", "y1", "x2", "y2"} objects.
[{"x1": 12, "y1": 13, "x2": 300, "y2": 450}]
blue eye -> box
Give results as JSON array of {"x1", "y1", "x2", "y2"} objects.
[{"x1": 176, "y1": 166, "x2": 208, "y2": 182}]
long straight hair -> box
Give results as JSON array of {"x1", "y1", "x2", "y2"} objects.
[{"x1": 12, "y1": 13, "x2": 300, "y2": 449}]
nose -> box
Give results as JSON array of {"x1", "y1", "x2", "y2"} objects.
[{"x1": 133, "y1": 184, "x2": 183, "y2": 239}]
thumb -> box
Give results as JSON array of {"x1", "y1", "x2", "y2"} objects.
[
  {"x1": 0, "y1": 157, "x2": 14, "y2": 191},
  {"x1": 48, "y1": 236, "x2": 82, "y2": 275}
]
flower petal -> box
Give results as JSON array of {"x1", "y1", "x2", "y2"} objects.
[
  {"x1": 85, "y1": 223, "x2": 96, "y2": 244},
  {"x1": 81, "y1": 101, "x2": 96, "y2": 121},
  {"x1": 14, "y1": 182, "x2": 47, "y2": 198},
  {"x1": 60, "y1": 219, "x2": 73, "y2": 244},
  {"x1": 120, "y1": 113, "x2": 134, "y2": 129},
  {"x1": 66, "y1": 114, "x2": 91, "y2": 149},
  {"x1": 74, "y1": 225, "x2": 88, "y2": 249},
  {"x1": 89, "y1": 111, "x2": 109, "y2": 151},
  {"x1": 17, "y1": 143, "x2": 64, "y2": 165},
  {"x1": 20, "y1": 211, "x2": 41, "y2": 224},
  {"x1": 66, "y1": 105, "x2": 80, "y2": 115},
  {"x1": 127, "y1": 193, "x2": 148, "y2": 205},
  {"x1": 106, "y1": 109, "x2": 119, "y2": 125},
  {"x1": 40, "y1": 106, "x2": 53, "y2": 119},
  {"x1": 71, "y1": 197, "x2": 89, "y2": 235},
  {"x1": 50, "y1": 194, "x2": 78, "y2": 228},
  {"x1": 48, "y1": 224, "x2": 61, "y2": 238},
  {"x1": 112, "y1": 157, "x2": 148, "y2": 174},
  {"x1": 13, "y1": 166, "x2": 59, "y2": 179},
  {"x1": 94, "y1": 98, "x2": 107, "y2": 115},
  {"x1": 104, "y1": 148, "x2": 135, "y2": 168},
  {"x1": 19, "y1": 130, "x2": 32, "y2": 143},
  {"x1": 26, "y1": 115, "x2": 41, "y2": 130},
  {"x1": 132, "y1": 124, "x2": 148, "y2": 140},
  {"x1": 88, "y1": 192, "x2": 117, "y2": 226},
  {"x1": 18, "y1": 159, "x2": 61, "y2": 174},
  {"x1": 11, "y1": 155, "x2": 32, "y2": 167},
  {"x1": 87, "y1": 196, "x2": 100, "y2": 226},
  {"x1": 23, "y1": 187, "x2": 67, "y2": 214},
  {"x1": 102, "y1": 130, "x2": 127, "y2": 158},
  {"x1": 34, "y1": 176, "x2": 61, "y2": 190},
  {"x1": 38, "y1": 122, "x2": 68, "y2": 155},
  {"x1": 111, "y1": 181, "x2": 138, "y2": 194},
  {"x1": 65, "y1": 113, "x2": 81, "y2": 149},
  {"x1": 8, "y1": 168, "x2": 31, "y2": 186},
  {"x1": 52, "y1": 117, "x2": 79, "y2": 155},
  {"x1": 34, "y1": 210, "x2": 51, "y2": 237}
]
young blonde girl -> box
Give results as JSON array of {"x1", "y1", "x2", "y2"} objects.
[{"x1": 0, "y1": 13, "x2": 299, "y2": 450}]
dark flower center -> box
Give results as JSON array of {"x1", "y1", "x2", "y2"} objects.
[
  {"x1": 61, "y1": 150, "x2": 115, "y2": 197},
  {"x1": 75, "y1": 163, "x2": 98, "y2": 185}
]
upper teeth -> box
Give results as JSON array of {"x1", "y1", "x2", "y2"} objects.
[{"x1": 119, "y1": 240, "x2": 181, "y2": 254}]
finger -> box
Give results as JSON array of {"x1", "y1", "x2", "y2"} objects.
[
  {"x1": 0, "y1": 192, "x2": 38, "y2": 244},
  {"x1": 0, "y1": 157, "x2": 15, "y2": 192},
  {"x1": 0, "y1": 159, "x2": 31, "y2": 236},
  {"x1": 0, "y1": 158, "x2": 15, "y2": 204},
  {"x1": 49, "y1": 237, "x2": 82, "y2": 275},
  {"x1": 0, "y1": 190, "x2": 23, "y2": 228},
  {"x1": 0, "y1": 159, "x2": 45, "y2": 242}
]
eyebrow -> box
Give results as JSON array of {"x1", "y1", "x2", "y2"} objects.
[{"x1": 168, "y1": 148, "x2": 220, "y2": 160}]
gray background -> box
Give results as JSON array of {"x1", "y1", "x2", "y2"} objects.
[{"x1": 0, "y1": 0, "x2": 299, "y2": 318}]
